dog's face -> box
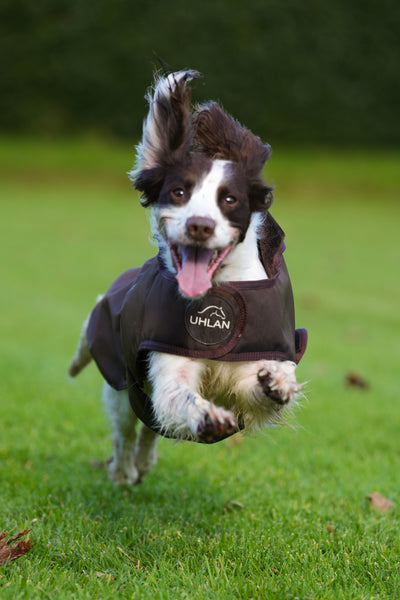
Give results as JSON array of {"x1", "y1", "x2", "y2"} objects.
[
  {"x1": 153, "y1": 156, "x2": 271, "y2": 297},
  {"x1": 131, "y1": 71, "x2": 273, "y2": 298}
]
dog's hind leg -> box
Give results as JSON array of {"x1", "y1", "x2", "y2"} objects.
[
  {"x1": 134, "y1": 424, "x2": 159, "y2": 484},
  {"x1": 102, "y1": 383, "x2": 140, "y2": 485}
]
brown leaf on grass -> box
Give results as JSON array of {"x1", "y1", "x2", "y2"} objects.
[
  {"x1": 345, "y1": 371, "x2": 370, "y2": 389},
  {"x1": 327, "y1": 523, "x2": 336, "y2": 535},
  {"x1": 367, "y1": 492, "x2": 394, "y2": 513},
  {"x1": 90, "y1": 457, "x2": 112, "y2": 470},
  {"x1": 0, "y1": 529, "x2": 32, "y2": 565},
  {"x1": 90, "y1": 459, "x2": 106, "y2": 470},
  {"x1": 300, "y1": 293, "x2": 320, "y2": 310}
]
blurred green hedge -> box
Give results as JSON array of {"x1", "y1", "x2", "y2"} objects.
[{"x1": 1, "y1": 0, "x2": 399, "y2": 146}]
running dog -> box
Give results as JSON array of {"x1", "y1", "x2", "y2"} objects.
[{"x1": 69, "y1": 70, "x2": 307, "y2": 485}]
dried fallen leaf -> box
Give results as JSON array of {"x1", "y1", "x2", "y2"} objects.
[
  {"x1": 367, "y1": 492, "x2": 394, "y2": 513},
  {"x1": 327, "y1": 523, "x2": 336, "y2": 535},
  {"x1": 345, "y1": 371, "x2": 369, "y2": 389},
  {"x1": 301, "y1": 294, "x2": 320, "y2": 310},
  {"x1": 0, "y1": 529, "x2": 32, "y2": 566},
  {"x1": 90, "y1": 460, "x2": 106, "y2": 470}
]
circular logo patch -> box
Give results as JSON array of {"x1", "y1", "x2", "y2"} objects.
[{"x1": 185, "y1": 292, "x2": 237, "y2": 346}]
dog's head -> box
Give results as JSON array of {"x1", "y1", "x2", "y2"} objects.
[{"x1": 130, "y1": 71, "x2": 273, "y2": 298}]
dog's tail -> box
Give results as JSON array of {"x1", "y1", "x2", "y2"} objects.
[{"x1": 68, "y1": 316, "x2": 93, "y2": 378}]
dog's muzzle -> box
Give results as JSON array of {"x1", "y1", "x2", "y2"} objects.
[{"x1": 169, "y1": 242, "x2": 233, "y2": 298}]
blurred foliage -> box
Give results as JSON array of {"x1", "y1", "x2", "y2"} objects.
[{"x1": 1, "y1": 0, "x2": 399, "y2": 145}]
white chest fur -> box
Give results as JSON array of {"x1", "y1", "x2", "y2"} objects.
[{"x1": 214, "y1": 213, "x2": 268, "y2": 283}]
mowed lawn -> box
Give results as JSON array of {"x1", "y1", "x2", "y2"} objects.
[{"x1": 0, "y1": 138, "x2": 399, "y2": 599}]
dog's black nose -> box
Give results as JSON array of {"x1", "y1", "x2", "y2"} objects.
[{"x1": 186, "y1": 217, "x2": 216, "y2": 242}]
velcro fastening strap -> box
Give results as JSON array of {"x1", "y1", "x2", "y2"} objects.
[{"x1": 295, "y1": 328, "x2": 308, "y2": 364}]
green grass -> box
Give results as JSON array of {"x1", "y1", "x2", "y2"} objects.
[{"x1": 1, "y1": 137, "x2": 399, "y2": 599}]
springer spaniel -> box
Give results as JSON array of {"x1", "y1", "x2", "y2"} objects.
[{"x1": 69, "y1": 70, "x2": 307, "y2": 485}]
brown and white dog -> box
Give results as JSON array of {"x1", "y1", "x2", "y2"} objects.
[{"x1": 69, "y1": 71, "x2": 307, "y2": 485}]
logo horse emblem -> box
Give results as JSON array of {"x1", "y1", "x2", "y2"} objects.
[
  {"x1": 197, "y1": 305, "x2": 227, "y2": 321},
  {"x1": 185, "y1": 293, "x2": 236, "y2": 346}
]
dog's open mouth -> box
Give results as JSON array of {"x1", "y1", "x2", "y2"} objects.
[{"x1": 169, "y1": 244, "x2": 233, "y2": 297}]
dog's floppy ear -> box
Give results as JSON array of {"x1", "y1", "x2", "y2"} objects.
[
  {"x1": 130, "y1": 70, "x2": 200, "y2": 204},
  {"x1": 194, "y1": 101, "x2": 271, "y2": 176},
  {"x1": 194, "y1": 102, "x2": 273, "y2": 212},
  {"x1": 249, "y1": 184, "x2": 274, "y2": 212},
  {"x1": 135, "y1": 167, "x2": 165, "y2": 207}
]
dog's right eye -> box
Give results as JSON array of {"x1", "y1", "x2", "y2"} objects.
[{"x1": 171, "y1": 188, "x2": 186, "y2": 202}]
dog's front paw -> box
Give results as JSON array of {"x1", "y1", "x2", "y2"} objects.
[
  {"x1": 257, "y1": 361, "x2": 299, "y2": 405},
  {"x1": 197, "y1": 406, "x2": 237, "y2": 443}
]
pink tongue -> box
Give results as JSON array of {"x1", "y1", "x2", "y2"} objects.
[{"x1": 176, "y1": 246, "x2": 214, "y2": 297}]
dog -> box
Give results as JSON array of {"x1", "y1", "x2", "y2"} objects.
[{"x1": 69, "y1": 70, "x2": 307, "y2": 485}]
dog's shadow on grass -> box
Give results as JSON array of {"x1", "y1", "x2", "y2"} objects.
[{"x1": 64, "y1": 443, "x2": 242, "y2": 528}]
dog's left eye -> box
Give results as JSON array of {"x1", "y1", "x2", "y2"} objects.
[
  {"x1": 224, "y1": 195, "x2": 237, "y2": 206},
  {"x1": 171, "y1": 188, "x2": 185, "y2": 201}
]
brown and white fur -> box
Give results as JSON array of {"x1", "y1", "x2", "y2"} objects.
[{"x1": 69, "y1": 70, "x2": 302, "y2": 485}]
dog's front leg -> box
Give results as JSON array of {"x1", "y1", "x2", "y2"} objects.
[
  {"x1": 256, "y1": 360, "x2": 300, "y2": 406},
  {"x1": 148, "y1": 352, "x2": 237, "y2": 442},
  {"x1": 221, "y1": 359, "x2": 301, "y2": 431}
]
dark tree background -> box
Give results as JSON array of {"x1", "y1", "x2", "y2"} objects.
[{"x1": 1, "y1": 0, "x2": 399, "y2": 146}]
